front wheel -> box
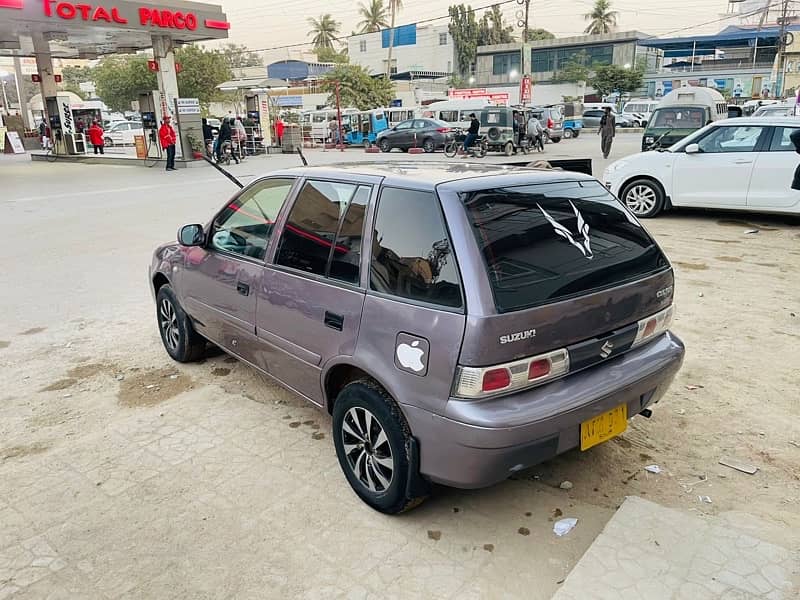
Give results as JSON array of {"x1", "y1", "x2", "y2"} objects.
[
  {"x1": 551, "y1": 136, "x2": 562, "y2": 144},
  {"x1": 620, "y1": 178, "x2": 665, "y2": 218},
  {"x1": 443, "y1": 141, "x2": 458, "y2": 158},
  {"x1": 333, "y1": 380, "x2": 428, "y2": 514},
  {"x1": 563, "y1": 128, "x2": 573, "y2": 139},
  {"x1": 155, "y1": 285, "x2": 207, "y2": 362},
  {"x1": 503, "y1": 141, "x2": 514, "y2": 156},
  {"x1": 379, "y1": 139, "x2": 391, "y2": 153}
]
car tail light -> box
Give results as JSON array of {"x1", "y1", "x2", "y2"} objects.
[
  {"x1": 547, "y1": 118, "x2": 554, "y2": 129},
  {"x1": 454, "y1": 348, "x2": 569, "y2": 399},
  {"x1": 436, "y1": 127, "x2": 450, "y2": 133},
  {"x1": 632, "y1": 305, "x2": 674, "y2": 348}
]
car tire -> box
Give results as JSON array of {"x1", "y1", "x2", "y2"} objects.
[
  {"x1": 550, "y1": 136, "x2": 561, "y2": 143},
  {"x1": 155, "y1": 284, "x2": 206, "y2": 362},
  {"x1": 364, "y1": 139, "x2": 372, "y2": 149},
  {"x1": 103, "y1": 137, "x2": 113, "y2": 147},
  {"x1": 503, "y1": 141, "x2": 514, "y2": 156},
  {"x1": 422, "y1": 138, "x2": 435, "y2": 153},
  {"x1": 379, "y1": 139, "x2": 391, "y2": 153},
  {"x1": 563, "y1": 128, "x2": 573, "y2": 139},
  {"x1": 333, "y1": 379, "x2": 428, "y2": 514},
  {"x1": 620, "y1": 178, "x2": 665, "y2": 218}
]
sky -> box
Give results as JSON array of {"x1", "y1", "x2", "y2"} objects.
[{"x1": 209, "y1": 0, "x2": 737, "y2": 62}]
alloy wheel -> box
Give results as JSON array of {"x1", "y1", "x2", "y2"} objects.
[
  {"x1": 159, "y1": 298, "x2": 180, "y2": 351},
  {"x1": 341, "y1": 406, "x2": 394, "y2": 493},
  {"x1": 626, "y1": 184, "x2": 657, "y2": 215}
]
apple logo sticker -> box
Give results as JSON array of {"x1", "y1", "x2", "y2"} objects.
[{"x1": 394, "y1": 334, "x2": 430, "y2": 377}]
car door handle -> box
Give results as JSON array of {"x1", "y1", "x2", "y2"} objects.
[
  {"x1": 236, "y1": 282, "x2": 250, "y2": 296},
  {"x1": 734, "y1": 160, "x2": 753, "y2": 164},
  {"x1": 324, "y1": 311, "x2": 344, "y2": 331}
]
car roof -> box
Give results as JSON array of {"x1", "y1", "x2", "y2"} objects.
[
  {"x1": 267, "y1": 162, "x2": 595, "y2": 190},
  {"x1": 713, "y1": 116, "x2": 800, "y2": 126}
]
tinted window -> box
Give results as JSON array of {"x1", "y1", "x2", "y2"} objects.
[
  {"x1": 651, "y1": 107, "x2": 706, "y2": 128},
  {"x1": 413, "y1": 120, "x2": 428, "y2": 129},
  {"x1": 211, "y1": 178, "x2": 295, "y2": 260},
  {"x1": 769, "y1": 126, "x2": 800, "y2": 151},
  {"x1": 370, "y1": 188, "x2": 462, "y2": 308},
  {"x1": 395, "y1": 120, "x2": 412, "y2": 130},
  {"x1": 276, "y1": 180, "x2": 369, "y2": 283},
  {"x1": 463, "y1": 181, "x2": 668, "y2": 312},
  {"x1": 697, "y1": 125, "x2": 766, "y2": 153},
  {"x1": 439, "y1": 110, "x2": 458, "y2": 122}
]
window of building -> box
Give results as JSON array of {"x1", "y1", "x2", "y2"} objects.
[
  {"x1": 492, "y1": 52, "x2": 521, "y2": 76},
  {"x1": 533, "y1": 44, "x2": 614, "y2": 73},
  {"x1": 275, "y1": 180, "x2": 370, "y2": 283},
  {"x1": 359, "y1": 40, "x2": 367, "y2": 52},
  {"x1": 370, "y1": 188, "x2": 462, "y2": 308},
  {"x1": 532, "y1": 49, "x2": 555, "y2": 73},
  {"x1": 439, "y1": 32, "x2": 448, "y2": 45}
]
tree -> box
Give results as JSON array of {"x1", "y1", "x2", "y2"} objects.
[
  {"x1": 524, "y1": 28, "x2": 555, "y2": 41},
  {"x1": 316, "y1": 46, "x2": 349, "y2": 63},
  {"x1": 320, "y1": 64, "x2": 393, "y2": 109},
  {"x1": 588, "y1": 63, "x2": 644, "y2": 98},
  {"x1": 174, "y1": 45, "x2": 231, "y2": 105},
  {"x1": 220, "y1": 43, "x2": 262, "y2": 70},
  {"x1": 60, "y1": 65, "x2": 93, "y2": 99},
  {"x1": 448, "y1": 4, "x2": 479, "y2": 78},
  {"x1": 308, "y1": 14, "x2": 341, "y2": 50},
  {"x1": 357, "y1": 0, "x2": 389, "y2": 33},
  {"x1": 584, "y1": 0, "x2": 618, "y2": 35},
  {"x1": 477, "y1": 4, "x2": 514, "y2": 46},
  {"x1": 385, "y1": 0, "x2": 403, "y2": 78}
]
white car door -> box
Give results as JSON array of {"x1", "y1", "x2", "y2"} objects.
[
  {"x1": 671, "y1": 124, "x2": 769, "y2": 208},
  {"x1": 109, "y1": 123, "x2": 128, "y2": 144},
  {"x1": 747, "y1": 125, "x2": 800, "y2": 211}
]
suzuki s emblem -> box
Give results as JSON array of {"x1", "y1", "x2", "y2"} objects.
[
  {"x1": 600, "y1": 340, "x2": 614, "y2": 358},
  {"x1": 538, "y1": 201, "x2": 593, "y2": 259}
]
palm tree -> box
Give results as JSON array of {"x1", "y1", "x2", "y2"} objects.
[
  {"x1": 584, "y1": 0, "x2": 618, "y2": 35},
  {"x1": 358, "y1": 0, "x2": 389, "y2": 33},
  {"x1": 385, "y1": 0, "x2": 403, "y2": 78},
  {"x1": 308, "y1": 14, "x2": 341, "y2": 49}
]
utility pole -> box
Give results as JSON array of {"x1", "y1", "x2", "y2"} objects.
[
  {"x1": 776, "y1": 0, "x2": 790, "y2": 97},
  {"x1": 517, "y1": 0, "x2": 530, "y2": 42}
]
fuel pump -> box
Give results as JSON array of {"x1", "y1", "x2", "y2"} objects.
[
  {"x1": 44, "y1": 94, "x2": 86, "y2": 155},
  {"x1": 138, "y1": 91, "x2": 165, "y2": 159}
]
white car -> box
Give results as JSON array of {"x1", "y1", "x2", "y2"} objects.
[
  {"x1": 104, "y1": 121, "x2": 144, "y2": 147},
  {"x1": 604, "y1": 117, "x2": 800, "y2": 218}
]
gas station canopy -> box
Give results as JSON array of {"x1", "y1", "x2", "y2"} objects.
[{"x1": 0, "y1": 0, "x2": 229, "y2": 58}]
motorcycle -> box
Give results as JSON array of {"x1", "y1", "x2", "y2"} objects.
[{"x1": 444, "y1": 129, "x2": 487, "y2": 159}]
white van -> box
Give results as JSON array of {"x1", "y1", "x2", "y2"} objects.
[
  {"x1": 308, "y1": 108, "x2": 358, "y2": 142},
  {"x1": 421, "y1": 99, "x2": 488, "y2": 130},
  {"x1": 642, "y1": 87, "x2": 728, "y2": 151},
  {"x1": 622, "y1": 99, "x2": 659, "y2": 126},
  {"x1": 384, "y1": 106, "x2": 421, "y2": 127}
]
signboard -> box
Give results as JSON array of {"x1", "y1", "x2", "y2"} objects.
[
  {"x1": 6, "y1": 131, "x2": 26, "y2": 153},
  {"x1": 147, "y1": 60, "x2": 159, "y2": 72},
  {"x1": 448, "y1": 88, "x2": 509, "y2": 105},
  {"x1": 176, "y1": 97, "x2": 200, "y2": 114},
  {"x1": 276, "y1": 95, "x2": 303, "y2": 107},
  {"x1": 57, "y1": 94, "x2": 75, "y2": 135},
  {"x1": 519, "y1": 75, "x2": 532, "y2": 104},
  {"x1": 449, "y1": 88, "x2": 487, "y2": 98},
  {"x1": 31, "y1": 73, "x2": 41, "y2": 82},
  {"x1": 258, "y1": 95, "x2": 272, "y2": 147},
  {"x1": 133, "y1": 134, "x2": 146, "y2": 158}
]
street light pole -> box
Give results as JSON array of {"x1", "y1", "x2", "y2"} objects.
[{"x1": 335, "y1": 80, "x2": 344, "y2": 152}]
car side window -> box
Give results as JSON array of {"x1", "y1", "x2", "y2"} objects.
[
  {"x1": 413, "y1": 120, "x2": 427, "y2": 129},
  {"x1": 370, "y1": 187, "x2": 462, "y2": 309},
  {"x1": 697, "y1": 126, "x2": 766, "y2": 153},
  {"x1": 768, "y1": 127, "x2": 800, "y2": 151},
  {"x1": 211, "y1": 178, "x2": 295, "y2": 261},
  {"x1": 275, "y1": 180, "x2": 370, "y2": 284},
  {"x1": 395, "y1": 121, "x2": 412, "y2": 130}
]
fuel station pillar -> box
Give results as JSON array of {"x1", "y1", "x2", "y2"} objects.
[
  {"x1": 32, "y1": 31, "x2": 58, "y2": 105},
  {"x1": 151, "y1": 34, "x2": 183, "y2": 157}
]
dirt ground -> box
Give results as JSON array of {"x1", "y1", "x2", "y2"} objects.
[{"x1": 1, "y1": 152, "x2": 799, "y2": 598}]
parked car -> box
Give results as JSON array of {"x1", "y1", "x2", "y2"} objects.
[
  {"x1": 104, "y1": 121, "x2": 144, "y2": 147},
  {"x1": 582, "y1": 109, "x2": 635, "y2": 128},
  {"x1": 150, "y1": 163, "x2": 684, "y2": 513},
  {"x1": 752, "y1": 104, "x2": 792, "y2": 118},
  {"x1": 375, "y1": 118, "x2": 453, "y2": 152},
  {"x1": 604, "y1": 117, "x2": 800, "y2": 218},
  {"x1": 530, "y1": 106, "x2": 563, "y2": 143}
]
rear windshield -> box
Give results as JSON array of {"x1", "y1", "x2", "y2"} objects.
[
  {"x1": 463, "y1": 180, "x2": 669, "y2": 312},
  {"x1": 650, "y1": 107, "x2": 706, "y2": 129}
]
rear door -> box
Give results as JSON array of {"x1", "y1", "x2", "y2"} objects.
[
  {"x1": 671, "y1": 124, "x2": 769, "y2": 207},
  {"x1": 748, "y1": 125, "x2": 800, "y2": 210},
  {"x1": 255, "y1": 179, "x2": 374, "y2": 404}
]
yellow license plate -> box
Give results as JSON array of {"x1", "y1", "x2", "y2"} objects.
[{"x1": 580, "y1": 404, "x2": 627, "y2": 451}]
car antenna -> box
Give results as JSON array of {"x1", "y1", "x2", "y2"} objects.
[
  {"x1": 297, "y1": 147, "x2": 308, "y2": 166},
  {"x1": 199, "y1": 155, "x2": 243, "y2": 189}
]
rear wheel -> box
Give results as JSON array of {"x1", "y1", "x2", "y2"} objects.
[
  {"x1": 503, "y1": 141, "x2": 514, "y2": 156},
  {"x1": 422, "y1": 137, "x2": 435, "y2": 153},
  {"x1": 563, "y1": 128, "x2": 574, "y2": 139},
  {"x1": 620, "y1": 178, "x2": 665, "y2": 218},
  {"x1": 551, "y1": 136, "x2": 562, "y2": 143},
  {"x1": 332, "y1": 380, "x2": 428, "y2": 514},
  {"x1": 155, "y1": 285, "x2": 206, "y2": 362},
  {"x1": 103, "y1": 137, "x2": 114, "y2": 147},
  {"x1": 364, "y1": 139, "x2": 372, "y2": 149},
  {"x1": 379, "y1": 138, "x2": 391, "y2": 153},
  {"x1": 473, "y1": 140, "x2": 486, "y2": 158}
]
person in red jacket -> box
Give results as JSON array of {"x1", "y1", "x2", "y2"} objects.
[
  {"x1": 159, "y1": 115, "x2": 177, "y2": 171},
  {"x1": 87, "y1": 120, "x2": 105, "y2": 154},
  {"x1": 275, "y1": 117, "x2": 285, "y2": 147}
]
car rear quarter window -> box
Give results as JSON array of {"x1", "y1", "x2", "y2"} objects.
[
  {"x1": 769, "y1": 126, "x2": 800, "y2": 151},
  {"x1": 370, "y1": 188, "x2": 462, "y2": 309},
  {"x1": 463, "y1": 180, "x2": 668, "y2": 313},
  {"x1": 275, "y1": 180, "x2": 370, "y2": 284}
]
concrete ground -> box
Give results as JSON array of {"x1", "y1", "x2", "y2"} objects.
[{"x1": 1, "y1": 135, "x2": 799, "y2": 599}]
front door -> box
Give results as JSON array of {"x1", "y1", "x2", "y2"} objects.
[
  {"x1": 672, "y1": 124, "x2": 768, "y2": 207},
  {"x1": 392, "y1": 120, "x2": 414, "y2": 148},
  {"x1": 180, "y1": 177, "x2": 296, "y2": 363},
  {"x1": 255, "y1": 179, "x2": 374, "y2": 404},
  {"x1": 748, "y1": 125, "x2": 800, "y2": 210}
]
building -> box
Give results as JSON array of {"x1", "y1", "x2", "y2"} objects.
[
  {"x1": 348, "y1": 23, "x2": 453, "y2": 79},
  {"x1": 474, "y1": 31, "x2": 657, "y2": 105},
  {"x1": 725, "y1": 0, "x2": 799, "y2": 26}
]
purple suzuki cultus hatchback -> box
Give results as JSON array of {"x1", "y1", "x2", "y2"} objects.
[{"x1": 149, "y1": 163, "x2": 684, "y2": 513}]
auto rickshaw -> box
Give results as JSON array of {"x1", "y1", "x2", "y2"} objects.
[{"x1": 344, "y1": 109, "x2": 389, "y2": 148}]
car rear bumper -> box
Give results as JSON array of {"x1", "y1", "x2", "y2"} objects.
[{"x1": 402, "y1": 332, "x2": 684, "y2": 489}]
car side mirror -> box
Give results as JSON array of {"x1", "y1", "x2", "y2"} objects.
[
  {"x1": 685, "y1": 143, "x2": 701, "y2": 154},
  {"x1": 178, "y1": 224, "x2": 205, "y2": 246}
]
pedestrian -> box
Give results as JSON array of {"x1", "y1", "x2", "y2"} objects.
[
  {"x1": 328, "y1": 119, "x2": 339, "y2": 145},
  {"x1": 789, "y1": 128, "x2": 800, "y2": 190},
  {"x1": 217, "y1": 117, "x2": 238, "y2": 164},
  {"x1": 38, "y1": 120, "x2": 47, "y2": 149},
  {"x1": 76, "y1": 118, "x2": 86, "y2": 135},
  {"x1": 275, "y1": 116, "x2": 285, "y2": 147},
  {"x1": 234, "y1": 116, "x2": 247, "y2": 158},
  {"x1": 527, "y1": 113, "x2": 544, "y2": 150},
  {"x1": 202, "y1": 118, "x2": 213, "y2": 157},
  {"x1": 159, "y1": 115, "x2": 177, "y2": 171},
  {"x1": 599, "y1": 106, "x2": 616, "y2": 159},
  {"x1": 87, "y1": 120, "x2": 105, "y2": 154}
]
